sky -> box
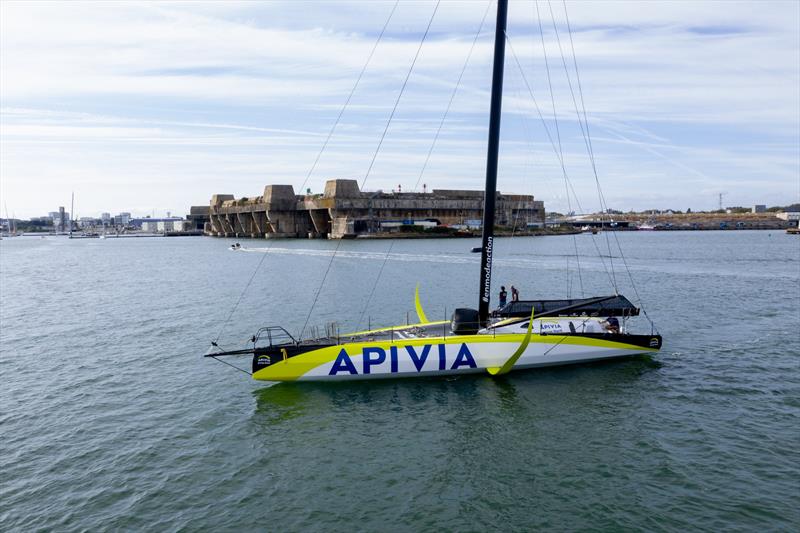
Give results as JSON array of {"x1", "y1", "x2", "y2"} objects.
[{"x1": 1, "y1": 0, "x2": 798, "y2": 219}]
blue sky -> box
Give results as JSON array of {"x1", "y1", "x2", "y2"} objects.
[{"x1": 1, "y1": 0, "x2": 798, "y2": 218}]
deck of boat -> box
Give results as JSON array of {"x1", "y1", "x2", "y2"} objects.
[{"x1": 301, "y1": 321, "x2": 458, "y2": 347}]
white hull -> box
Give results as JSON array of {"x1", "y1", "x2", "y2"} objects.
[{"x1": 252, "y1": 333, "x2": 659, "y2": 382}]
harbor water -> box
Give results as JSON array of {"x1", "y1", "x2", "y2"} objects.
[{"x1": 1, "y1": 231, "x2": 798, "y2": 531}]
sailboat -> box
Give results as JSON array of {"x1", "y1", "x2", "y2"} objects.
[
  {"x1": 68, "y1": 192, "x2": 99, "y2": 239},
  {"x1": 205, "y1": 0, "x2": 662, "y2": 382}
]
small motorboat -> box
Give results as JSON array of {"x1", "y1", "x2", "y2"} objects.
[{"x1": 581, "y1": 225, "x2": 599, "y2": 234}]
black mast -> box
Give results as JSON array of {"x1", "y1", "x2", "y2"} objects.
[{"x1": 478, "y1": 0, "x2": 508, "y2": 324}]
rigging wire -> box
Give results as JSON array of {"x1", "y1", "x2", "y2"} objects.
[
  {"x1": 542, "y1": 0, "x2": 655, "y2": 328},
  {"x1": 213, "y1": 241, "x2": 277, "y2": 344},
  {"x1": 212, "y1": 4, "x2": 401, "y2": 347},
  {"x1": 556, "y1": 0, "x2": 656, "y2": 322},
  {"x1": 498, "y1": 2, "x2": 619, "y2": 298},
  {"x1": 506, "y1": 65, "x2": 560, "y2": 238},
  {"x1": 298, "y1": 238, "x2": 344, "y2": 340},
  {"x1": 535, "y1": 0, "x2": 583, "y2": 297},
  {"x1": 540, "y1": 314, "x2": 599, "y2": 357},
  {"x1": 179, "y1": 346, "x2": 252, "y2": 374},
  {"x1": 560, "y1": 0, "x2": 655, "y2": 328},
  {"x1": 504, "y1": 36, "x2": 580, "y2": 209},
  {"x1": 209, "y1": 355, "x2": 252, "y2": 376},
  {"x1": 546, "y1": 0, "x2": 617, "y2": 291},
  {"x1": 356, "y1": 239, "x2": 397, "y2": 330},
  {"x1": 536, "y1": 2, "x2": 563, "y2": 157},
  {"x1": 504, "y1": 32, "x2": 617, "y2": 290},
  {"x1": 412, "y1": 0, "x2": 493, "y2": 193},
  {"x1": 505, "y1": 29, "x2": 549, "y2": 241},
  {"x1": 298, "y1": 0, "x2": 400, "y2": 195},
  {"x1": 301, "y1": 2, "x2": 441, "y2": 339},
  {"x1": 361, "y1": 0, "x2": 441, "y2": 190},
  {"x1": 506, "y1": 72, "x2": 549, "y2": 242},
  {"x1": 359, "y1": 1, "x2": 491, "y2": 329}
]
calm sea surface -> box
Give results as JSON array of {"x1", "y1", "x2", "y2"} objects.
[{"x1": 1, "y1": 231, "x2": 798, "y2": 531}]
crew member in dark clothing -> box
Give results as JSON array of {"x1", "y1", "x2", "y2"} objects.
[
  {"x1": 604, "y1": 316, "x2": 620, "y2": 334},
  {"x1": 499, "y1": 286, "x2": 508, "y2": 307}
]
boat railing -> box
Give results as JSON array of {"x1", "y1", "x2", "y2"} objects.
[
  {"x1": 301, "y1": 322, "x2": 341, "y2": 344},
  {"x1": 303, "y1": 309, "x2": 498, "y2": 344},
  {"x1": 252, "y1": 326, "x2": 297, "y2": 348}
]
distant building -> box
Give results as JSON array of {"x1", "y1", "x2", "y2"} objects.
[
  {"x1": 379, "y1": 219, "x2": 438, "y2": 230},
  {"x1": 49, "y1": 208, "x2": 69, "y2": 232},
  {"x1": 158, "y1": 219, "x2": 185, "y2": 232},
  {"x1": 752, "y1": 205, "x2": 766, "y2": 213},
  {"x1": 186, "y1": 206, "x2": 210, "y2": 231},
  {"x1": 465, "y1": 219, "x2": 482, "y2": 230},
  {"x1": 77, "y1": 217, "x2": 96, "y2": 228},
  {"x1": 137, "y1": 217, "x2": 185, "y2": 233},
  {"x1": 48, "y1": 211, "x2": 60, "y2": 229},
  {"x1": 115, "y1": 212, "x2": 131, "y2": 226},
  {"x1": 101, "y1": 212, "x2": 111, "y2": 224},
  {"x1": 207, "y1": 179, "x2": 545, "y2": 239},
  {"x1": 776, "y1": 211, "x2": 800, "y2": 221}
]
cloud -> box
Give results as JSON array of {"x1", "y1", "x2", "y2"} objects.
[{"x1": 1, "y1": 0, "x2": 798, "y2": 217}]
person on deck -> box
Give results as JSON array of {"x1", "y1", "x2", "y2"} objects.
[
  {"x1": 511, "y1": 285, "x2": 519, "y2": 302},
  {"x1": 499, "y1": 286, "x2": 508, "y2": 307},
  {"x1": 604, "y1": 316, "x2": 620, "y2": 334}
]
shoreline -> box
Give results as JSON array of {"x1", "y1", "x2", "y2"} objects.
[{"x1": 3, "y1": 226, "x2": 793, "y2": 242}]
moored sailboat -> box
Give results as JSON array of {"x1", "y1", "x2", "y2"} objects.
[{"x1": 205, "y1": 0, "x2": 662, "y2": 382}]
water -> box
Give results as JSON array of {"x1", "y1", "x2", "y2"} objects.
[{"x1": 1, "y1": 231, "x2": 798, "y2": 531}]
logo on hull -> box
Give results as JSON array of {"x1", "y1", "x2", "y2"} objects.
[{"x1": 329, "y1": 343, "x2": 477, "y2": 375}]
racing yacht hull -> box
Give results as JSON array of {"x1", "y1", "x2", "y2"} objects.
[{"x1": 251, "y1": 332, "x2": 661, "y2": 382}]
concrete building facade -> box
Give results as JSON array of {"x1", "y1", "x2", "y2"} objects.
[
  {"x1": 137, "y1": 217, "x2": 186, "y2": 232},
  {"x1": 776, "y1": 211, "x2": 800, "y2": 221},
  {"x1": 186, "y1": 206, "x2": 210, "y2": 231},
  {"x1": 207, "y1": 179, "x2": 545, "y2": 239}
]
